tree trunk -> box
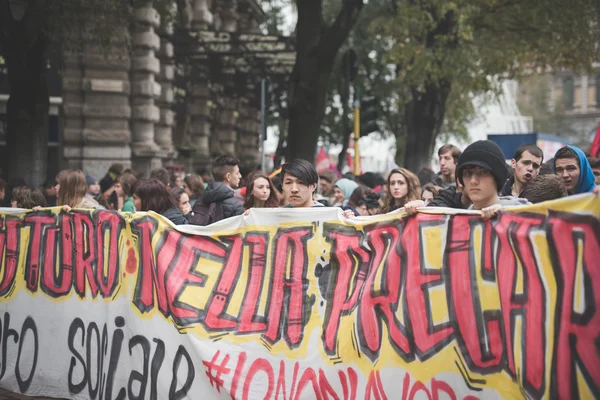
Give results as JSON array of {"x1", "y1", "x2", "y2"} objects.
[
  {"x1": 398, "y1": 82, "x2": 451, "y2": 172},
  {"x1": 1, "y1": 2, "x2": 50, "y2": 188},
  {"x1": 286, "y1": 66, "x2": 333, "y2": 162},
  {"x1": 285, "y1": 0, "x2": 363, "y2": 163},
  {"x1": 273, "y1": 117, "x2": 287, "y2": 168}
]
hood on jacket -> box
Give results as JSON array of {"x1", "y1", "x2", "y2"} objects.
[
  {"x1": 334, "y1": 178, "x2": 358, "y2": 201},
  {"x1": 202, "y1": 182, "x2": 234, "y2": 204},
  {"x1": 554, "y1": 145, "x2": 597, "y2": 194}
]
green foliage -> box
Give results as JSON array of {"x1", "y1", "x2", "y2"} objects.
[
  {"x1": 320, "y1": 0, "x2": 600, "y2": 162},
  {"x1": 260, "y1": 0, "x2": 295, "y2": 36},
  {"x1": 379, "y1": 0, "x2": 600, "y2": 124}
]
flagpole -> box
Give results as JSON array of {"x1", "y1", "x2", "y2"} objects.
[{"x1": 353, "y1": 87, "x2": 360, "y2": 176}]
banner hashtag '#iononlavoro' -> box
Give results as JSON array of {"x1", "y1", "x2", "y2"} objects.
[{"x1": 0, "y1": 195, "x2": 598, "y2": 400}]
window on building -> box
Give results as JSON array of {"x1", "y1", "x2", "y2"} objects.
[{"x1": 563, "y1": 77, "x2": 574, "y2": 109}]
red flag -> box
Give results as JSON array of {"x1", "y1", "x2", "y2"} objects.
[
  {"x1": 346, "y1": 151, "x2": 354, "y2": 172},
  {"x1": 591, "y1": 122, "x2": 600, "y2": 158},
  {"x1": 316, "y1": 147, "x2": 330, "y2": 172}
]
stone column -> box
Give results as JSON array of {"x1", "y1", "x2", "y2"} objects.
[
  {"x1": 213, "y1": 93, "x2": 239, "y2": 156},
  {"x1": 235, "y1": 3, "x2": 263, "y2": 169},
  {"x1": 184, "y1": 0, "x2": 215, "y2": 172},
  {"x1": 61, "y1": 40, "x2": 85, "y2": 171},
  {"x1": 210, "y1": 1, "x2": 239, "y2": 157},
  {"x1": 237, "y1": 96, "x2": 261, "y2": 169},
  {"x1": 192, "y1": 0, "x2": 213, "y2": 29},
  {"x1": 156, "y1": 7, "x2": 177, "y2": 164},
  {"x1": 220, "y1": 0, "x2": 238, "y2": 32},
  {"x1": 63, "y1": 26, "x2": 133, "y2": 180},
  {"x1": 130, "y1": 3, "x2": 163, "y2": 176}
]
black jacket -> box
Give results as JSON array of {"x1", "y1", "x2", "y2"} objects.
[
  {"x1": 199, "y1": 182, "x2": 244, "y2": 220},
  {"x1": 427, "y1": 186, "x2": 468, "y2": 209},
  {"x1": 162, "y1": 207, "x2": 188, "y2": 225},
  {"x1": 500, "y1": 176, "x2": 515, "y2": 197}
]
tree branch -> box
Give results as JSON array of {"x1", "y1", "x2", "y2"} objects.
[
  {"x1": 296, "y1": 0, "x2": 323, "y2": 53},
  {"x1": 322, "y1": 0, "x2": 364, "y2": 57}
]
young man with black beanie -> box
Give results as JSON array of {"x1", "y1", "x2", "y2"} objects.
[
  {"x1": 406, "y1": 140, "x2": 529, "y2": 217},
  {"x1": 457, "y1": 140, "x2": 530, "y2": 215}
]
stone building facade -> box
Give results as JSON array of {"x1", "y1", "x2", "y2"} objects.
[
  {"x1": 0, "y1": 0, "x2": 267, "y2": 181},
  {"x1": 549, "y1": 64, "x2": 600, "y2": 141},
  {"x1": 517, "y1": 63, "x2": 600, "y2": 147}
]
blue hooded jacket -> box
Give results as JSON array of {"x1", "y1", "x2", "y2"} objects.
[{"x1": 554, "y1": 145, "x2": 597, "y2": 194}]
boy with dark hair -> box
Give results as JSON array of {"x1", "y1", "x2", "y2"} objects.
[
  {"x1": 539, "y1": 158, "x2": 555, "y2": 175},
  {"x1": 501, "y1": 144, "x2": 543, "y2": 197},
  {"x1": 553, "y1": 146, "x2": 597, "y2": 194},
  {"x1": 150, "y1": 167, "x2": 171, "y2": 187},
  {"x1": 520, "y1": 174, "x2": 567, "y2": 204},
  {"x1": 456, "y1": 140, "x2": 529, "y2": 213},
  {"x1": 318, "y1": 169, "x2": 337, "y2": 205},
  {"x1": 190, "y1": 155, "x2": 243, "y2": 225},
  {"x1": 588, "y1": 157, "x2": 600, "y2": 185},
  {"x1": 42, "y1": 181, "x2": 57, "y2": 206},
  {"x1": 100, "y1": 163, "x2": 123, "y2": 193},
  {"x1": 406, "y1": 140, "x2": 533, "y2": 215},
  {"x1": 281, "y1": 159, "x2": 323, "y2": 208},
  {"x1": 435, "y1": 144, "x2": 462, "y2": 188},
  {"x1": 211, "y1": 155, "x2": 242, "y2": 184}
]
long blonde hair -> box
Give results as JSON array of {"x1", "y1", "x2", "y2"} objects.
[
  {"x1": 384, "y1": 168, "x2": 421, "y2": 212},
  {"x1": 57, "y1": 170, "x2": 88, "y2": 207}
]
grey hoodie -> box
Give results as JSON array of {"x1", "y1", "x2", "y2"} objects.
[{"x1": 468, "y1": 195, "x2": 531, "y2": 210}]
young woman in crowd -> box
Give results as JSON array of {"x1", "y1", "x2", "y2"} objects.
[
  {"x1": 244, "y1": 172, "x2": 280, "y2": 209},
  {"x1": 57, "y1": 170, "x2": 104, "y2": 210},
  {"x1": 420, "y1": 183, "x2": 440, "y2": 206},
  {"x1": 132, "y1": 179, "x2": 187, "y2": 225},
  {"x1": 170, "y1": 187, "x2": 193, "y2": 217},
  {"x1": 183, "y1": 174, "x2": 205, "y2": 207},
  {"x1": 11, "y1": 187, "x2": 47, "y2": 209},
  {"x1": 115, "y1": 172, "x2": 137, "y2": 212},
  {"x1": 357, "y1": 189, "x2": 382, "y2": 216},
  {"x1": 383, "y1": 168, "x2": 421, "y2": 213},
  {"x1": 343, "y1": 185, "x2": 366, "y2": 216},
  {"x1": 332, "y1": 178, "x2": 359, "y2": 207}
]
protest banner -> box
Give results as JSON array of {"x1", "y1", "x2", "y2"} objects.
[{"x1": 0, "y1": 194, "x2": 599, "y2": 400}]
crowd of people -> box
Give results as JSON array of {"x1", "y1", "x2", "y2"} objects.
[{"x1": 0, "y1": 140, "x2": 599, "y2": 225}]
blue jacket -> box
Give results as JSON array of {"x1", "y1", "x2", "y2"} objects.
[{"x1": 554, "y1": 145, "x2": 597, "y2": 194}]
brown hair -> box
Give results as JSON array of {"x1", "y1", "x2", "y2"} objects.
[
  {"x1": 438, "y1": 144, "x2": 462, "y2": 163},
  {"x1": 514, "y1": 144, "x2": 543, "y2": 162},
  {"x1": 150, "y1": 168, "x2": 170, "y2": 186},
  {"x1": 0, "y1": 178, "x2": 6, "y2": 192},
  {"x1": 588, "y1": 157, "x2": 600, "y2": 169},
  {"x1": 212, "y1": 155, "x2": 240, "y2": 182},
  {"x1": 13, "y1": 187, "x2": 47, "y2": 208},
  {"x1": 57, "y1": 170, "x2": 88, "y2": 208},
  {"x1": 184, "y1": 175, "x2": 205, "y2": 198},
  {"x1": 108, "y1": 163, "x2": 124, "y2": 175},
  {"x1": 384, "y1": 168, "x2": 421, "y2": 212},
  {"x1": 118, "y1": 172, "x2": 137, "y2": 198},
  {"x1": 520, "y1": 174, "x2": 567, "y2": 203},
  {"x1": 170, "y1": 187, "x2": 187, "y2": 203},
  {"x1": 554, "y1": 146, "x2": 578, "y2": 162},
  {"x1": 244, "y1": 172, "x2": 280, "y2": 209},
  {"x1": 347, "y1": 185, "x2": 366, "y2": 209},
  {"x1": 132, "y1": 179, "x2": 176, "y2": 213},
  {"x1": 421, "y1": 183, "x2": 440, "y2": 200}
]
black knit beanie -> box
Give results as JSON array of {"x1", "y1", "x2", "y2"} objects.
[{"x1": 457, "y1": 140, "x2": 508, "y2": 191}]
